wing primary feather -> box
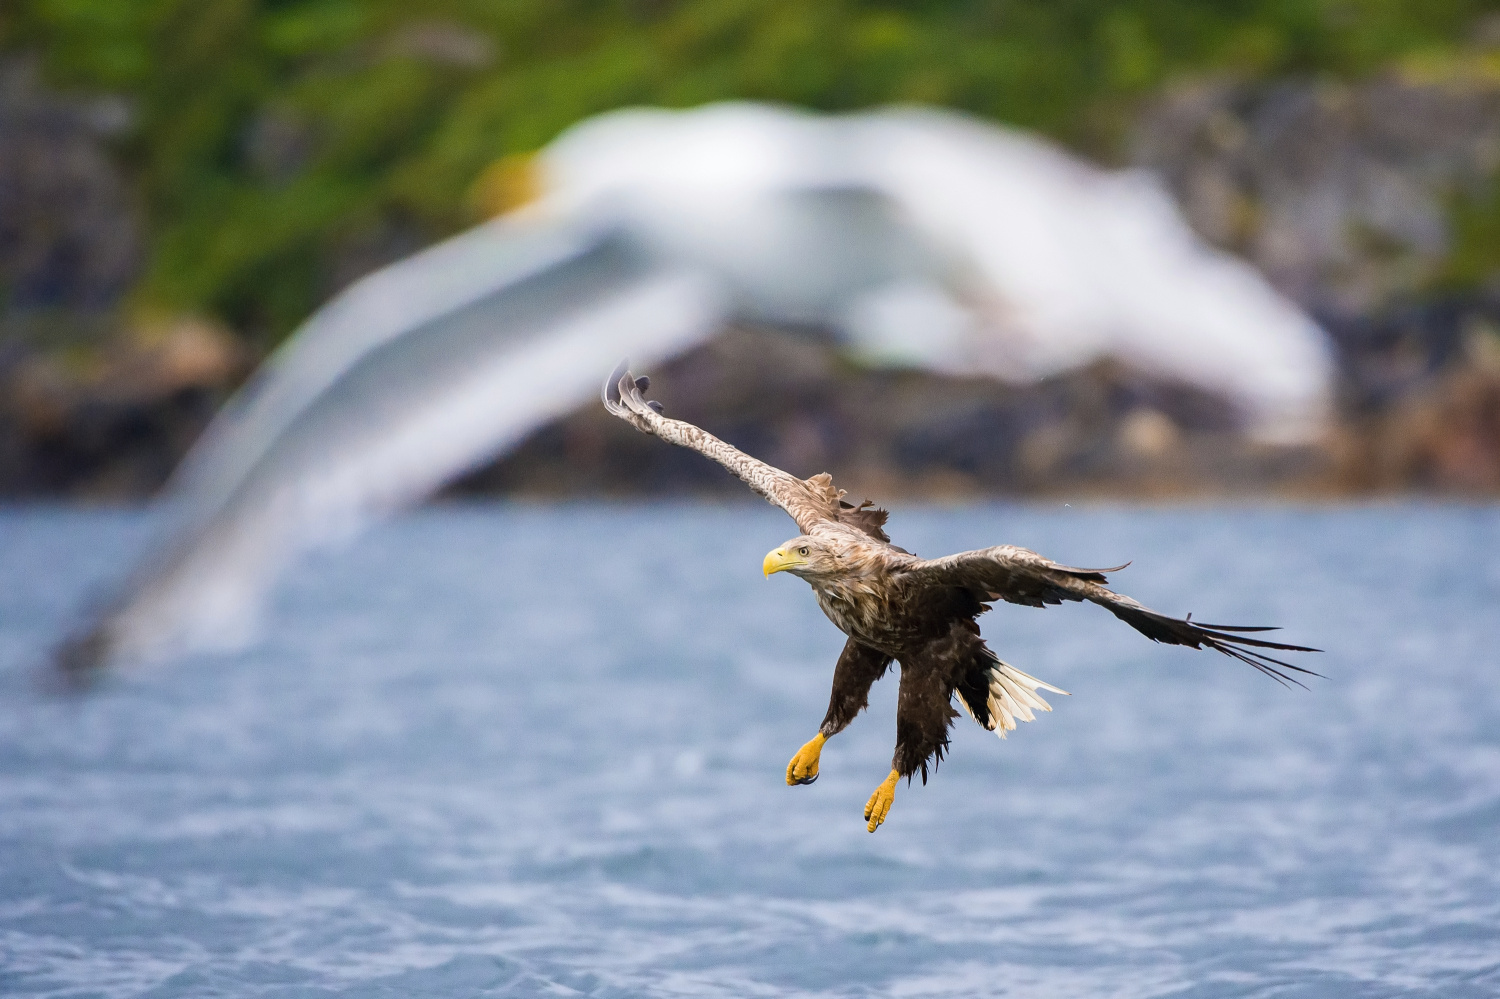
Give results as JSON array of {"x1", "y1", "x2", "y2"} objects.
[
  {"x1": 603, "y1": 359, "x2": 630, "y2": 407},
  {"x1": 602, "y1": 364, "x2": 844, "y2": 533},
  {"x1": 903, "y1": 546, "x2": 1320, "y2": 686},
  {"x1": 1056, "y1": 560, "x2": 1132, "y2": 578}
]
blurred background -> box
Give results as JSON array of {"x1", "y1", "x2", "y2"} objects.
[
  {"x1": 5, "y1": 7, "x2": 1500, "y2": 996},
  {"x1": 7, "y1": 0, "x2": 1500, "y2": 503}
]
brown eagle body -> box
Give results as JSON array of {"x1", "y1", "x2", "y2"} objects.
[{"x1": 603, "y1": 363, "x2": 1318, "y2": 832}]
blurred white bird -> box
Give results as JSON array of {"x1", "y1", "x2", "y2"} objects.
[{"x1": 58, "y1": 102, "x2": 1334, "y2": 670}]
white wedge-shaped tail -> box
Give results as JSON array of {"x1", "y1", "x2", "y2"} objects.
[{"x1": 958, "y1": 652, "x2": 1070, "y2": 738}]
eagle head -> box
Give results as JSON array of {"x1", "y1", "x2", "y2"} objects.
[{"x1": 763, "y1": 537, "x2": 841, "y2": 579}]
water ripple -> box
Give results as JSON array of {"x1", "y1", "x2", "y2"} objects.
[{"x1": 1, "y1": 503, "x2": 1497, "y2": 997}]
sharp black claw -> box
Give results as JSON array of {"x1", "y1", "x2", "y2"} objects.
[
  {"x1": 646, "y1": 400, "x2": 664, "y2": 413},
  {"x1": 790, "y1": 773, "x2": 818, "y2": 786},
  {"x1": 634, "y1": 375, "x2": 650, "y2": 391}
]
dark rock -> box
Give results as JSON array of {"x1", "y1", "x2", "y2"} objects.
[
  {"x1": 0, "y1": 319, "x2": 245, "y2": 500},
  {"x1": 0, "y1": 56, "x2": 141, "y2": 314},
  {"x1": 1133, "y1": 67, "x2": 1500, "y2": 316},
  {"x1": 450, "y1": 327, "x2": 1322, "y2": 502}
]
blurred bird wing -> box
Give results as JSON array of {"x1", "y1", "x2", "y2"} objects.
[
  {"x1": 904, "y1": 546, "x2": 1321, "y2": 685},
  {"x1": 602, "y1": 363, "x2": 844, "y2": 534},
  {"x1": 64, "y1": 218, "x2": 727, "y2": 668},
  {"x1": 170, "y1": 215, "x2": 630, "y2": 508},
  {"x1": 850, "y1": 108, "x2": 1333, "y2": 442}
]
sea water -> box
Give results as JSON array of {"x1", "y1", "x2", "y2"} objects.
[{"x1": 0, "y1": 503, "x2": 1496, "y2": 997}]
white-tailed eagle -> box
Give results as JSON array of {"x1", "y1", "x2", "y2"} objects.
[{"x1": 604, "y1": 363, "x2": 1318, "y2": 832}]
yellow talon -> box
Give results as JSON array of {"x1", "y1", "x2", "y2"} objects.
[
  {"x1": 786, "y1": 733, "x2": 826, "y2": 785},
  {"x1": 864, "y1": 769, "x2": 899, "y2": 832}
]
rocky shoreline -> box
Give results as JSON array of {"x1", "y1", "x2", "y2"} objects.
[{"x1": 5, "y1": 319, "x2": 1499, "y2": 503}]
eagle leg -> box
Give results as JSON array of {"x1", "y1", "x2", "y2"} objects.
[
  {"x1": 790, "y1": 640, "x2": 891, "y2": 790},
  {"x1": 785, "y1": 639, "x2": 891, "y2": 788},
  {"x1": 786, "y1": 733, "x2": 825, "y2": 785},
  {"x1": 864, "y1": 770, "x2": 899, "y2": 832},
  {"x1": 863, "y1": 655, "x2": 961, "y2": 832},
  {"x1": 891, "y1": 655, "x2": 958, "y2": 786},
  {"x1": 818, "y1": 638, "x2": 893, "y2": 738}
]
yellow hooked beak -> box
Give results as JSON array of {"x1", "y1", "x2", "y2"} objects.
[{"x1": 763, "y1": 547, "x2": 807, "y2": 577}]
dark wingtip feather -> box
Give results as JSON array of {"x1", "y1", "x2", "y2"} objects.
[
  {"x1": 37, "y1": 623, "x2": 116, "y2": 697},
  {"x1": 52, "y1": 628, "x2": 109, "y2": 676},
  {"x1": 1212, "y1": 642, "x2": 1326, "y2": 689},
  {"x1": 1195, "y1": 622, "x2": 1282, "y2": 633},
  {"x1": 1107, "y1": 600, "x2": 1322, "y2": 687},
  {"x1": 1196, "y1": 625, "x2": 1321, "y2": 654}
]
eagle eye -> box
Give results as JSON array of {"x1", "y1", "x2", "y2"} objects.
[{"x1": 798, "y1": 546, "x2": 810, "y2": 556}]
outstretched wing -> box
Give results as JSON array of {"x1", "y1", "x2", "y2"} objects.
[
  {"x1": 55, "y1": 219, "x2": 726, "y2": 672},
  {"x1": 603, "y1": 363, "x2": 849, "y2": 535},
  {"x1": 904, "y1": 546, "x2": 1320, "y2": 686}
]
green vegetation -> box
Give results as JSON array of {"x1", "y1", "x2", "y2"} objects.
[
  {"x1": 5, "y1": 0, "x2": 1499, "y2": 345},
  {"x1": 1440, "y1": 171, "x2": 1500, "y2": 292}
]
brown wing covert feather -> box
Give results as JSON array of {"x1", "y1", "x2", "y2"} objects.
[
  {"x1": 905, "y1": 546, "x2": 1321, "y2": 686},
  {"x1": 836, "y1": 498, "x2": 892, "y2": 543},
  {"x1": 911, "y1": 546, "x2": 1119, "y2": 607}
]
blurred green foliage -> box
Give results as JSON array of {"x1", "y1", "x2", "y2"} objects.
[
  {"x1": 1440, "y1": 172, "x2": 1500, "y2": 291},
  {"x1": 4, "y1": 0, "x2": 1498, "y2": 344}
]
